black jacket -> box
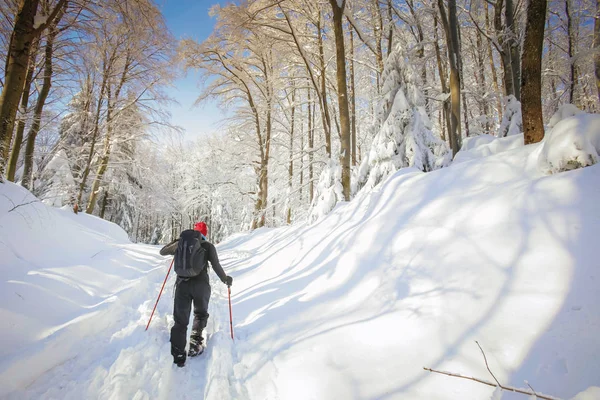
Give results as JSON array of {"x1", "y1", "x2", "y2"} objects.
[{"x1": 160, "y1": 236, "x2": 227, "y2": 284}]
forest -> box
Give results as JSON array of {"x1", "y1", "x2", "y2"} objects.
[{"x1": 0, "y1": 0, "x2": 597, "y2": 242}]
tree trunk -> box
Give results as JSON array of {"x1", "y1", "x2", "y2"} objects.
[
  {"x1": 22, "y1": 10, "x2": 64, "y2": 189},
  {"x1": 308, "y1": 86, "x2": 314, "y2": 203},
  {"x1": 595, "y1": 0, "x2": 600, "y2": 104},
  {"x1": 373, "y1": 0, "x2": 384, "y2": 91},
  {"x1": 438, "y1": 0, "x2": 462, "y2": 155},
  {"x1": 317, "y1": 12, "x2": 332, "y2": 157},
  {"x1": 433, "y1": 16, "x2": 451, "y2": 144},
  {"x1": 386, "y1": 0, "x2": 393, "y2": 57},
  {"x1": 99, "y1": 189, "x2": 109, "y2": 219},
  {"x1": 475, "y1": 24, "x2": 490, "y2": 132},
  {"x1": 286, "y1": 86, "x2": 296, "y2": 225},
  {"x1": 566, "y1": 0, "x2": 579, "y2": 106},
  {"x1": 486, "y1": 6, "x2": 503, "y2": 121},
  {"x1": 7, "y1": 40, "x2": 38, "y2": 181},
  {"x1": 521, "y1": 0, "x2": 547, "y2": 144},
  {"x1": 505, "y1": 0, "x2": 521, "y2": 100},
  {"x1": 299, "y1": 100, "x2": 304, "y2": 202},
  {"x1": 407, "y1": 0, "x2": 428, "y2": 110},
  {"x1": 494, "y1": 0, "x2": 515, "y2": 98},
  {"x1": 330, "y1": 0, "x2": 351, "y2": 201},
  {"x1": 350, "y1": 28, "x2": 357, "y2": 166}
]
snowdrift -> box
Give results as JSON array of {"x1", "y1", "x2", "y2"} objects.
[
  {"x1": 219, "y1": 138, "x2": 600, "y2": 399},
  {"x1": 0, "y1": 182, "x2": 166, "y2": 396}
]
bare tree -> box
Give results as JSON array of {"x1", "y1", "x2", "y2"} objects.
[
  {"x1": 521, "y1": 0, "x2": 547, "y2": 144},
  {"x1": 328, "y1": 0, "x2": 351, "y2": 200},
  {"x1": 6, "y1": 38, "x2": 39, "y2": 181},
  {"x1": 0, "y1": 0, "x2": 68, "y2": 181},
  {"x1": 22, "y1": 4, "x2": 65, "y2": 189},
  {"x1": 596, "y1": 0, "x2": 600, "y2": 103},
  {"x1": 438, "y1": 0, "x2": 462, "y2": 155}
]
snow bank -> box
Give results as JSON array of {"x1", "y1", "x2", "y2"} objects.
[
  {"x1": 0, "y1": 181, "x2": 165, "y2": 396},
  {"x1": 538, "y1": 113, "x2": 600, "y2": 174},
  {"x1": 548, "y1": 104, "x2": 584, "y2": 129},
  {"x1": 454, "y1": 133, "x2": 524, "y2": 163}
]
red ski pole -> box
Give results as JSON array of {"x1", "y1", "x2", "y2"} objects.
[
  {"x1": 146, "y1": 257, "x2": 174, "y2": 331},
  {"x1": 228, "y1": 286, "x2": 234, "y2": 340}
]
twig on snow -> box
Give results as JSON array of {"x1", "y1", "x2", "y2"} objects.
[
  {"x1": 423, "y1": 341, "x2": 562, "y2": 400},
  {"x1": 8, "y1": 200, "x2": 40, "y2": 213},
  {"x1": 476, "y1": 340, "x2": 501, "y2": 387}
]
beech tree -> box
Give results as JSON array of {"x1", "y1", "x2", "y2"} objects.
[
  {"x1": 0, "y1": 0, "x2": 68, "y2": 180},
  {"x1": 521, "y1": 0, "x2": 547, "y2": 144}
]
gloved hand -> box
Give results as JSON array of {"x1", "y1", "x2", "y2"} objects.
[{"x1": 225, "y1": 276, "x2": 233, "y2": 287}]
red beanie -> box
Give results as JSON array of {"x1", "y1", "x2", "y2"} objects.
[{"x1": 194, "y1": 222, "x2": 208, "y2": 237}]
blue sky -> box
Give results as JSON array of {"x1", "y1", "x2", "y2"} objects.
[{"x1": 158, "y1": 0, "x2": 229, "y2": 141}]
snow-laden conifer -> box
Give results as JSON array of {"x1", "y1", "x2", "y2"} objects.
[{"x1": 355, "y1": 45, "x2": 450, "y2": 195}]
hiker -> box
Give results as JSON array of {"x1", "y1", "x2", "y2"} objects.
[{"x1": 159, "y1": 222, "x2": 233, "y2": 367}]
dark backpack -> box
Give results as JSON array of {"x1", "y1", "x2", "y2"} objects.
[{"x1": 174, "y1": 229, "x2": 207, "y2": 278}]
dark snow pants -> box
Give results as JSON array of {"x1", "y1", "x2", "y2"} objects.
[{"x1": 170, "y1": 277, "x2": 211, "y2": 357}]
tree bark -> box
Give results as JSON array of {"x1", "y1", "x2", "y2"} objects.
[
  {"x1": 438, "y1": 0, "x2": 462, "y2": 155},
  {"x1": 486, "y1": 6, "x2": 503, "y2": 121},
  {"x1": 566, "y1": 0, "x2": 579, "y2": 106},
  {"x1": 22, "y1": 9, "x2": 64, "y2": 189},
  {"x1": 433, "y1": 16, "x2": 451, "y2": 143},
  {"x1": 505, "y1": 0, "x2": 521, "y2": 100},
  {"x1": 407, "y1": 0, "x2": 428, "y2": 110},
  {"x1": 7, "y1": 40, "x2": 38, "y2": 181},
  {"x1": 330, "y1": 0, "x2": 351, "y2": 201},
  {"x1": 475, "y1": 22, "x2": 490, "y2": 132},
  {"x1": 521, "y1": 0, "x2": 547, "y2": 144},
  {"x1": 373, "y1": 0, "x2": 384, "y2": 91},
  {"x1": 286, "y1": 85, "x2": 295, "y2": 225},
  {"x1": 493, "y1": 0, "x2": 515, "y2": 98},
  {"x1": 99, "y1": 189, "x2": 109, "y2": 219},
  {"x1": 308, "y1": 86, "x2": 314, "y2": 204},
  {"x1": 386, "y1": 0, "x2": 393, "y2": 57},
  {"x1": 350, "y1": 28, "x2": 357, "y2": 167},
  {"x1": 595, "y1": 0, "x2": 600, "y2": 104},
  {"x1": 317, "y1": 12, "x2": 332, "y2": 157}
]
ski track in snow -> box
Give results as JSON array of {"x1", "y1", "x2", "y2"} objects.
[{"x1": 5, "y1": 247, "x2": 246, "y2": 400}]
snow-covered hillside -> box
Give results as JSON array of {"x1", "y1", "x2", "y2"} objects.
[
  {"x1": 2, "y1": 116, "x2": 600, "y2": 399},
  {"x1": 218, "y1": 139, "x2": 600, "y2": 399}
]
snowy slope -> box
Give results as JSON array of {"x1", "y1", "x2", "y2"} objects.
[
  {"x1": 217, "y1": 141, "x2": 600, "y2": 399},
  {"x1": 2, "y1": 121, "x2": 600, "y2": 399},
  {"x1": 0, "y1": 182, "x2": 168, "y2": 397}
]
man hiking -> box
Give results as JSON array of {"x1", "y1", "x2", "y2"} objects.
[{"x1": 160, "y1": 222, "x2": 233, "y2": 367}]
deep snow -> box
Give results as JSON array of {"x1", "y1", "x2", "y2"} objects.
[{"x1": 2, "y1": 117, "x2": 600, "y2": 399}]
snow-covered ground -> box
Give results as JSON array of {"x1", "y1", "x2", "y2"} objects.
[{"x1": 2, "y1": 116, "x2": 600, "y2": 399}]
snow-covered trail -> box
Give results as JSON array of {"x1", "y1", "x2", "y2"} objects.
[{"x1": 8, "y1": 243, "x2": 246, "y2": 400}]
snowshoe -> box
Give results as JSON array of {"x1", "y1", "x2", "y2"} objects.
[{"x1": 188, "y1": 339, "x2": 204, "y2": 357}]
